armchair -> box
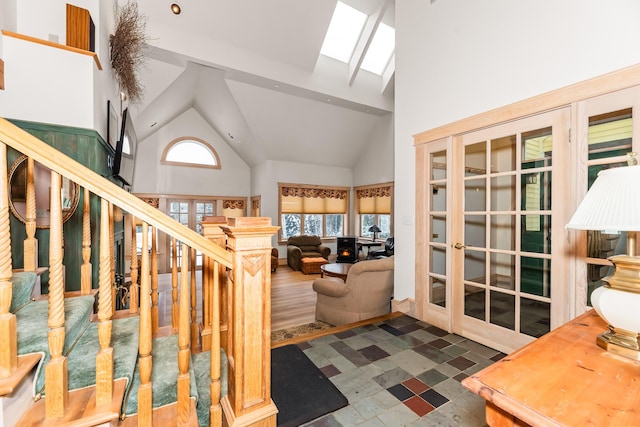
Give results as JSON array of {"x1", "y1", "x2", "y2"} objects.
[
  {"x1": 370, "y1": 237, "x2": 394, "y2": 259},
  {"x1": 312, "y1": 256, "x2": 394, "y2": 326},
  {"x1": 286, "y1": 235, "x2": 331, "y2": 271}
]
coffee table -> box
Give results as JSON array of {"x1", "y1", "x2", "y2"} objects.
[{"x1": 320, "y1": 263, "x2": 352, "y2": 281}]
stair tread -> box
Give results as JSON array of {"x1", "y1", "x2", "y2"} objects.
[
  {"x1": 192, "y1": 350, "x2": 228, "y2": 427},
  {"x1": 124, "y1": 334, "x2": 199, "y2": 415},
  {"x1": 66, "y1": 316, "x2": 140, "y2": 392},
  {"x1": 10, "y1": 271, "x2": 38, "y2": 313},
  {"x1": 15, "y1": 295, "x2": 95, "y2": 394}
]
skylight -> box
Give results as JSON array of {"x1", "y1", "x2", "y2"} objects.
[
  {"x1": 320, "y1": 1, "x2": 395, "y2": 77},
  {"x1": 361, "y1": 23, "x2": 395, "y2": 75},
  {"x1": 320, "y1": 2, "x2": 366, "y2": 63}
]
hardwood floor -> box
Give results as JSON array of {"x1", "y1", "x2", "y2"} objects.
[
  {"x1": 270, "y1": 264, "x2": 318, "y2": 331},
  {"x1": 153, "y1": 262, "x2": 319, "y2": 332}
]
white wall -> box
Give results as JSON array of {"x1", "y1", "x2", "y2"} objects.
[
  {"x1": 0, "y1": 36, "x2": 95, "y2": 128},
  {"x1": 394, "y1": 0, "x2": 640, "y2": 301},
  {"x1": 1, "y1": 0, "x2": 117, "y2": 134},
  {"x1": 0, "y1": 0, "x2": 17, "y2": 59},
  {"x1": 134, "y1": 108, "x2": 250, "y2": 196},
  {"x1": 251, "y1": 159, "x2": 353, "y2": 250},
  {"x1": 353, "y1": 113, "x2": 394, "y2": 186}
]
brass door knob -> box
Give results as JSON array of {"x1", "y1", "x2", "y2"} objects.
[{"x1": 453, "y1": 242, "x2": 466, "y2": 250}]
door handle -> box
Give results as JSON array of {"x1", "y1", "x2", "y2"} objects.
[{"x1": 453, "y1": 242, "x2": 466, "y2": 250}]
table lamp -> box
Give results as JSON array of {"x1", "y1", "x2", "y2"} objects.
[
  {"x1": 566, "y1": 163, "x2": 640, "y2": 360},
  {"x1": 368, "y1": 224, "x2": 381, "y2": 241}
]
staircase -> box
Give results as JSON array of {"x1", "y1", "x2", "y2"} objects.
[{"x1": 0, "y1": 118, "x2": 279, "y2": 426}]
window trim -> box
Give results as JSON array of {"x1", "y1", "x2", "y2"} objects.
[{"x1": 161, "y1": 136, "x2": 221, "y2": 169}]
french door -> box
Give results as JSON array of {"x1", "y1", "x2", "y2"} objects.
[
  {"x1": 167, "y1": 199, "x2": 215, "y2": 268},
  {"x1": 420, "y1": 108, "x2": 571, "y2": 353}
]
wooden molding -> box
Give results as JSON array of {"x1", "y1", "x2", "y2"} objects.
[
  {"x1": 414, "y1": 62, "x2": 640, "y2": 145},
  {"x1": 1, "y1": 30, "x2": 102, "y2": 70}
]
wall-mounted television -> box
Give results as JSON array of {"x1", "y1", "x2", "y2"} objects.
[{"x1": 112, "y1": 107, "x2": 137, "y2": 188}]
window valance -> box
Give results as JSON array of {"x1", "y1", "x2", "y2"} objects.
[
  {"x1": 355, "y1": 184, "x2": 392, "y2": 214},
  {"x1": 280, "y1": 184, "x2": 348, "y2": 214}
]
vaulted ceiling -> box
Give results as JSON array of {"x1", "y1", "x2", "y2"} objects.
[{"x1": 128, "y1": 0, "x2": 395, "y2": 168}]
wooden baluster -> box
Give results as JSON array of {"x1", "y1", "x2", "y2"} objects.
[
  {"x1": 137, "y1": 222, "x2": 152, "y2": 425},
  {"x1": 45, "y1": 171, "x2": 68, "y2": 419},
  {"x1": 109, "y1": 202, "x2": 116, "y2": 315},
  {"x1": 0, "y1": 143, "x2": 16, "y2": 379},
  {"x1": 129, "y1": 216, "x2": 139, "y2": 314},
  {"x1": 171, "y1": 237, "x2": 178, "y2": 331},
  {"x1": 177, "y1": 243, "x2": 191, "y2": 425},
  {"x1": 151, "y1": 226, "x2": 158, "y2": 334},
  {"x1": 23, "y1": 157, "x2": 37, "y2": 271},
  {"x1": 201, "y1": 256, "x2": 211, "y2": 351},
  {"x1": 96, "y1": 198, "x2": 113, "y2": 406},
  {"x1": 81, "y1": 188, "x2": 91, "y2": 294},
  {"x1": 209, "y1": 258, "x2": 222, "y2": 427},
  {"x1": 200, "y1": 217, "x2": 228, "y2": 351},
  {"x1": 190, "y1": 247, "x2": 198, "y2": 351}
]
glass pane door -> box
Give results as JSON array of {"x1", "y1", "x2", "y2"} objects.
[
  {"x1": 418, "y1": 138, "x2": 450, "y2": 330},
  {"x1": 455, "y1": 108, "x2": 569, "y2": 353},
  {"x1": 577, "y1": 87, "x2": 640, "y2": 314}
]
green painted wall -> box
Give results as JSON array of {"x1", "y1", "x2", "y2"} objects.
[{"x1": 8, "y1": 119, "x2": 124, "y2": 293}]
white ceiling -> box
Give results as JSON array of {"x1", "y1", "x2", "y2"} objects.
[{"x1": 128, "y1": 0, "x2": 395, "y2": 168}]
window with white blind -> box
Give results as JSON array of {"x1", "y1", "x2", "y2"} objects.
[
  {"x1": 278, "y1": 183, "x2": 350, "y2": 241},
  {"x1": 355, "y1": 183, "x2": 393, "y2": 240}
]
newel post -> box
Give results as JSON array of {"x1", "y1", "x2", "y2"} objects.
[
  {"x1": 220, "y1": 217, "x2": 279, "y2": 427},
  {"x1": 201, "y1": 216, "x2": 229, "y2": 352}
]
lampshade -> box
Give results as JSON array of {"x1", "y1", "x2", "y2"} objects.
[
  {"x1": 566, "y1": 165, "x2": 640, "y2": 231},
  {"x1": 368, "y1": 225, "x2": 382, "y2": 233}
]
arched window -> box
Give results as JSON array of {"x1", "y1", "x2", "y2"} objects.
[{"x1": 161, "y1": 137, "x2": 221, "y2": 169}]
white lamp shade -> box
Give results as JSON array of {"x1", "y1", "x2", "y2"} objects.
[{"x1": 566, "y1": 165, "x2": 640, "y2": 231}]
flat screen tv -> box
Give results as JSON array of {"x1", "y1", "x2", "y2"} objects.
[{"x1": 112, "y1": 107, "x2": 137, "y2": 188}]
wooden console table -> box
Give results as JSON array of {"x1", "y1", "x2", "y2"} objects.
[{"x1": 462, "y1": 309, "x2": 640, "y2": 427}]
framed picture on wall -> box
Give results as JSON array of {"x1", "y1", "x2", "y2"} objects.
[{"x1": 107, "y1": 100, "x2": 118, "y2": 150}]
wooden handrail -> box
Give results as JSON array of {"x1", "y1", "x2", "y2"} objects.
[{"x1": 0, "y1": 118, "x2": 232, "y2": 269}]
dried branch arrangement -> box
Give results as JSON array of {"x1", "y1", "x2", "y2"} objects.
[{"x1": 110, "y1": 1, "x2": 148, "y2": 103}]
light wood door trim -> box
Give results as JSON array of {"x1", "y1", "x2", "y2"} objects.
[{"x1": 414, "y1": 63, "x2": 640, "y2": 146}]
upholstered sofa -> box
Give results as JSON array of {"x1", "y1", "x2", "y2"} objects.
[
  {"x1": 286, "y1": 235, "x2": 331, "y2": 271},
  {"x1": 312, "y1": 256, "x2": 394, "y2": 326}
]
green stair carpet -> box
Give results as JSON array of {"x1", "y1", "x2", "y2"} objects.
[
  {"x1": 15, "y1": 295, "x2": 95, "y2": 395},
  {"x1": 65, "y1": 316, "x2": 140, "y2": 393},
  {"x1": 9, "y1": 272, "x2": 37, "y2": 313},
  {"x1": 192, "y1": 350, "x2": 228, "y2": 427},
  {"x1": 124, "y1": 334, "x2": 199, "y2": 416}
]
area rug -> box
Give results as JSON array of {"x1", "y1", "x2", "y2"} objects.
[
  {"x1": 271, "y1": 344, "x2": 348, "y2": 427},
  {"x1": 271, "y1": 321, "x2": 334, "y2": 344}
]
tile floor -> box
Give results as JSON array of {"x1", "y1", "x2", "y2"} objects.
[{"x1": 298, "y1": 315, "x2": 505, "y2": 427}]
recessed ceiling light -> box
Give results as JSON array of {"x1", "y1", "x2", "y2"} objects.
[
  {"x1": 274, "y1": 84, "x2": 279, "y2": 88},
  {"x1": 326, "y1": 98, "x2": 332, "y2": 102},
  {"x1": 171, "y1": 3, "x2": 181, "y2": 14}
]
